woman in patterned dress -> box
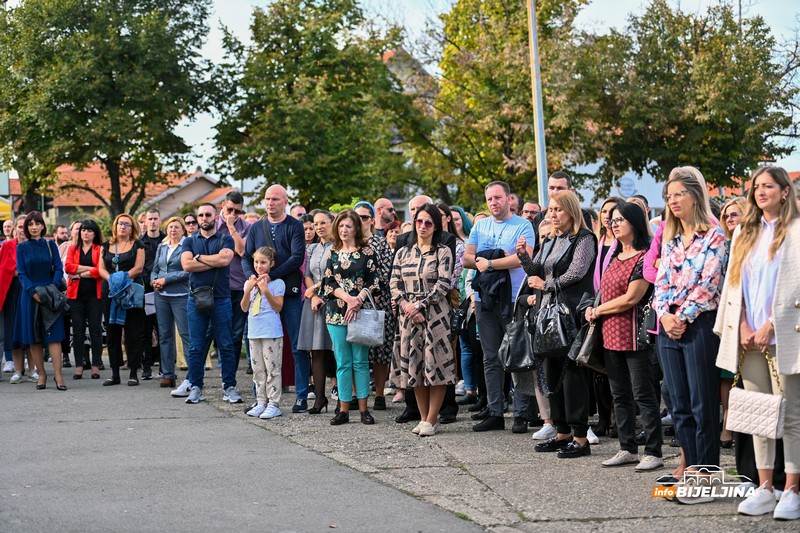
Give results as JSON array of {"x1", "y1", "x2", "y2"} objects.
[
  {"x1": 585, "y1": 202, "x2": 662, "y2": 472},
  {"x1": 354, "y1": 201, "x2": 396, "y2": 411},
  {"x1": 321, "y1": 210, "x2": 381, "y2": 426},
  {"x1": 391, "y1": 204, "x2": 454, "y2": 437}
]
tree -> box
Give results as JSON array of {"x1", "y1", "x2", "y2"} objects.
[
  {"x1": 0, "y1": 0, "x2": 214, "y2": 217},
  {"x1": 574, "y1": 0, "x2": 798, "y2": 194},
  {"x1": 213, "y1": 0, "x2": 428, "y2": 208},
  {"x1": 412, "y1": 0, "x2": 593, "y2": 209}
]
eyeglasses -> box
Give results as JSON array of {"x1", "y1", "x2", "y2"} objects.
[
  {"x1": 226, "y1": 207, "x2": 244, "y2": 215},
  {"x1": 184, "y1": 219, "x2": 198, "y2": 225},
  {"x1": 721, "y1": 212, "x2": 741, "y2": 221},
  {"x1": 385, "y1": 207, "x2": 396, "y2": 212},
  {"x1": 663, "y1": 189, "x2": 690, "y2": 202},
  {"x1": 522, "y1": 209, "x2": 539, "y2": 215},
  {"x1": 197, "y1": 213, "x2": 215, "y2": 218},
  {"x1": 415, "y1": 219, "x2": 434, "y2": 229},
  {"x1": 358, "y1": 214, "x2": 372, "y2": 221},
  {"x1": 610, "y1": 217, "x2": 626, "y2": 226},
  {"x1": 117, "y1": 222, "x2": 132, "y2": 228}
]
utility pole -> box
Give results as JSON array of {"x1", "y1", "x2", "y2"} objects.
[{"x1": 526, "y1": 0, "x2": 548, "y2": 206}]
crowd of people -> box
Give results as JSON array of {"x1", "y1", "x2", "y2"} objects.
[{"x1": 0, "y1": 168, "x2": 798, "y2": 520}]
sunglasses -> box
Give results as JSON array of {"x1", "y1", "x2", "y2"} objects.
[
  {"x1": 386, "y1": 207, "x2": 396, "y2": 212},
  {"x1": 197, "y1": 213, "x2": 215, "y2": 218},
  {"x1": 721, "y1": 212, "x2": 741, "y2": 221},
  {"x1": 226, "y1": 207, "x2": 244, "y2": 215},
  {"x1": 358, "y1": 214, "x2": 372, "y2": 221},
  {"x1": 184, "y1": 219, "x2": 198, "y2": 225},
  {"x1": 415, "y1": 219, "x2": 434, "y2": 229}
]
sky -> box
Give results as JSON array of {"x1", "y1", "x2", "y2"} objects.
[{"x1": 180, "y1": 0, "x2": 800, "y2": 180}]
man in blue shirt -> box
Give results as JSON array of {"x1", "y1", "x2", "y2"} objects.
[
  {"x1": 464, "y1": 181, "x2": 536, "y2": 433},
  {"x1": 176, "y1": 203, "x2": 237, "y2": 405},
  {"x1": 243, "y1": 184, "x2": 308, "y2": 412}
]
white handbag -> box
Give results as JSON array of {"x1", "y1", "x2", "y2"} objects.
[
  {"x1": 346, "y1": 291, "x2": 385, "y2": 347},
  {"x1": 726, "y1": 349, "x2": 785, "y2": 440}
]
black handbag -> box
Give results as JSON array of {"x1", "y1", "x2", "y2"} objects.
[
  {"x1": 499, "y1": 299, "x2": 535, "y2": 372},
  {"x1": 568, "y1": 321, "x2": 606, "y2": 374},
  {"x1": 638, "y1": 297, "x2": 657, "y2": 347},
  {"x1": 533, "y1": 289, "x2": 577, "y2": 357}
]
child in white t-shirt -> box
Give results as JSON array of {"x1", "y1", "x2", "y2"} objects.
[{"x1": 240, "y1": 246, "x2": 285, "y2": 419}]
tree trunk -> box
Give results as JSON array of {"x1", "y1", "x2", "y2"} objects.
[{"x1": 104, "y1": 157, "x2": 124, "y2": 219}]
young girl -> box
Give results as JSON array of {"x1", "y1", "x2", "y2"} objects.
[{"x1": 241, "y1": 246, "x2": 285, "y2": 419}]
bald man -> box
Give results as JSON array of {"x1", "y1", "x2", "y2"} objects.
[
  {"x1": 374, "y1": 198, "x2": 396, "y2": 237},
  {"x1": 243, "y1": 184, "x2": 310, "y2": 413}
]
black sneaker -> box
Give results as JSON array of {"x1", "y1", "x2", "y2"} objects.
[
  {"x1": 373, "y1": 396, "x2": 386, "y2": 411},
  {"x1": 470, "y1": 407, "x2": 490, "y2": 421},
  {"x1": 62, "y1": 359, "x2": 72, "y2": 368},
  {"x1": 438, "y1": 413, "x2": 457, "y2": 424},
  {"x1": 535, "y1": 436, "x2": 573, "y2": 453},
  {"x1": 472, "y1": 415, "x2": 505, "y2": 432},
  {"x1": 141, "y1": 369, "x2": 152, "y2": 380},
  {"x1": 456, "y1": 393, "x2": 478, "y2": 406},
  {"x1": 512, "y1": 417, "x2": 528, "y2": 434},
  {"x1": 467, "y1": 398, "x2": 487, "y2": 412},
  {"x1": 395, "y1": 409, "x2": 421, "y2": 424}
]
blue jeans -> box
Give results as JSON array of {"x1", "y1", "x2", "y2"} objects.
[
  {"x1": 459, "y1": 333, "x2": 475, "y2": 391},
  {"x1": 657, "y1": 311, "x2": 720, "y2": 466},
  {"x1": 326, "y1": 324, "x2": 370, "y2": 402},
  {"x1": 187, "y1": 296, "x2": 237, "y2": 390},
  {"x1": 282, "y1": 295, "x2": 310, "y2": 402},
  {"x1": 154, "y1": 293, "x2": 190, "y2": 380}
]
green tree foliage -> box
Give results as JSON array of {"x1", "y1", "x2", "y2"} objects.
[
  {"x1": 213, "y1": 0, "x2": 427, "y2": 208},
  {"x1": 0, "y1": 0, "x2": 214, "y2": 217},
  {"x1": 574, "y1": 0, "x2": 797, "y2": 193},
  {"x1": 414, "y1": 0, "x2": 591, "y2": 208}
]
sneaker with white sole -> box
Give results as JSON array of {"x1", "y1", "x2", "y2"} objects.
[
  {"x1": 602, "y1": 450, "x2": 639, "y2": 467},
  {"x1": 532, "y1": 423, "x2": 557, "y2": 440},
  {"x1": 185, "y1": 386, "x2": 205, "y2": 404},
  {"x1": 10, "y1": 372, "x2": 22, "y2": 384},
  {"x1": 738, "y1": 485, "x2": 777, "y2": 516},
  {"x1": 661, "y1": 413, "x2": 673, "y2": 426},
  {"x1": 259, "y1": 403, "x2": 282, "y2": 419},
  {"x1": 170, "y1": 379, "x2": 192, "y2": 397},
  {"x1": 587, "y1": 427, "x2": 600, "y2": 444},
  {"x1": 418, "y1": 421, "x2": 439, "y2": 437},
  {"x1": 30, "y1": 371, "x2": 39, "y2": 382},
  {"x1": 2, "y1": 360, "x2": 13, "y2": 372},
  {"x1": 331, "y1": 386, "x2": 339, "y2": 401},
  {"x1": 246, "y1": 404, "x2": 267, "y2": 417},
  {"x1": 223, "y1": 386, "x2": 243, "y2": 404},
  {"x1": 308, "y1": 390, "x2": 316, "y2": 400},
  {"x1": 635, "y1": 454, "x2": 664, "y2": 471},
  {"x1": 774, "y1": 487, "x2": 800, "y2": 520},
  {"x1": 455, "y1": 380, "x2": 466, "y2": 396}
]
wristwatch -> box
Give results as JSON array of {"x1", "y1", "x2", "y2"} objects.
[
  {"x1": 194, "y1": 253, "x2": 202, "y2": 263},
  {"x1": 486, "y1": 259, "x2": 494, "y2": 272}
]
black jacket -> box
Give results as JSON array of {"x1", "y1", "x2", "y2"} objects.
[
  {"x1": 471, "y1": 249, "x2": 513, "y2": 319},
  {"x1": 34, "y1": 284, "x2": 69, "y2": 335}
]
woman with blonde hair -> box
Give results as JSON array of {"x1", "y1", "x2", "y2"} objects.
[
  {"x1": 715, "y1": 166, "x2": 800, "y2": 519},
  {"x1": 719, "y1": 197, "x2": 746, "y2": 241},
  {"x1": 654, "y1": 166, "x2": 727, "y2": 500}
]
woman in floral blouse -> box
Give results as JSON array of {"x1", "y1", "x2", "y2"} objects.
[
  {"x1": 321, "y1": 210, "x2": 381, "y2": 426},
  {"x1": 655, "y1": 166, "x2": 727, "y2": 487}
]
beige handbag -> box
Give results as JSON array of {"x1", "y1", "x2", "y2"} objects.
[{"x1": 726, "y1": 349, "x2": 785, "y2": 440}]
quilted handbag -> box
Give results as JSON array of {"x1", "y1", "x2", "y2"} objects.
[
  {"x1": 346, "y1": 291, "x2": 386, "y2": 347},
  {"x1": 726, "y1": 349, "x2": 785, "y2": 440}
]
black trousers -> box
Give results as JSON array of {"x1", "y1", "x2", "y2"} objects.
[
  {"x1": 104, "y1": 299, "x2": 144, "y2": 372},
  {"x1": 69, "y1": 295, "x2": 103, "y2": 367},
  {"x1": 140, "y1": 312, "x2": 160, "y2": 369},
  {"x1": 546, "y1": 357, "x2": 590, "y2": 438}
]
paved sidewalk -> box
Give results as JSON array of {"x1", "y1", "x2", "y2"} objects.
[{"x1": 2, "y1": 362, "x2": 796, "y2": 532}]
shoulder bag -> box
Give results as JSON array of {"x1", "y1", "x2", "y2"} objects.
[
  {"x1": 191, "y1": 237, "x2": 219, "y2": 312},
  {"x1": 726, "y1": 349, "x2": 785, "y2": 439},
  {"x1": 533, "y1": 286, "x2": 578, "y2": 357},
  {"x1": 346, "y1": 290, "x2": 385, "y2": 347},
  {"x1": 498, "y1": 299, "x2": 535, "y2": 372},
  {"x1": 568, "y1": 293, "x2": 605, "y2": 373}
]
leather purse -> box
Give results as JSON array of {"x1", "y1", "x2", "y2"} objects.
[
  {"x1": 568, "y1": 292, "x2": 605, "y2": 373},
  {"x1": 499, "y1": 304, "x2": 535, "y2": 372},
  {"x1": 637, "y1": 297, "x2": 656, "y2": 347},
  {"x1": 346, "y1": 291, "x2": 385, "y2": 347},
  {"x1": 726, "y1": 349, "x2": 785, "y2": 439},
  {"x1": 533, "y1": 289, "x2": 578, "y2": 357}
]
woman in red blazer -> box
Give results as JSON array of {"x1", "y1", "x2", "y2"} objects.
[{"x1": 64, "y1": 219, "x2": 104, "y2": 379}]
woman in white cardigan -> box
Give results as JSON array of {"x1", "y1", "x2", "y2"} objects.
[{"x1": 714, "y1": 166, "x2": 800, "y2": 520}]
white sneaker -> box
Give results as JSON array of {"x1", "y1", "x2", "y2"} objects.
[
  {"x1": 2, "y1": 360, "x2": 13, "y2": 372},
  {"x1": 774, "y1": 487, "x2": 800, "y2": 520},
  {"x1": 455, "y1": 380, "x2": 466, "y2": 396},
  {"x1": 246, "y1": 404, "x2": 267, "y2": 417},
  {"x1": 587, "y1": 427, "x2": 600, "y2": 444},
  {"x1": 260, "y1": 403, "x2": 282, "y2": 419},
  {"x1": 331, "y1": 386, "x2": 339, "y2": 401},
  {"x1": 635, "y1": 455, "x2": 664, "y2": 471},
  {"x1": 170, "y1": 379, "x2": 192, "y2": 397},
  {"x1": 384, "y1": 380, "x2": 396, "y2": 395},
  {"x1": 308, "y1": 390, "x2": 316, "y2": 400},
  {"x1": 30, "y1": 371, "x2": 39, "y2": 382},
  {"x1": 411, "y1": 421, "x2": 424, "y2": 435},
  {"x1": 532, "y1": 423, "x2": 557, "y2": 440},
  {"x1": 10, "y1": 372, "x2": 22, "y2": 384},
  {"x1": 222, "y1": 386, "x2": 243, "y2": 404},
  {"x1": 738, "y1": 485, "x2": 777, "y2": 516},
  {"x1": 602, "y1": 450, "x2": 639, "y2": 467},
  {"x1": 661, "y1": 413, "x2": 673, "y2": 426},
  {"x1": 185, "y1": 386, "x2": 205, "y2": 404},
  {"x1": 418, "y1": 421, "x2": 438, "y2": 437}
]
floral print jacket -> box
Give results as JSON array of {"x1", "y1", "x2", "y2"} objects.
[
  {"x1": 654, "y1": 226, "x2": 727, "y2": 324},
  {"x1": 321, "y1": 246, "x2": 380, "y2": 326}
]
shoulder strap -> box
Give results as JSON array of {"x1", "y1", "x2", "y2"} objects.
[{"x1": 261, "y1": 219, "x2": 276, "y2": 249}]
